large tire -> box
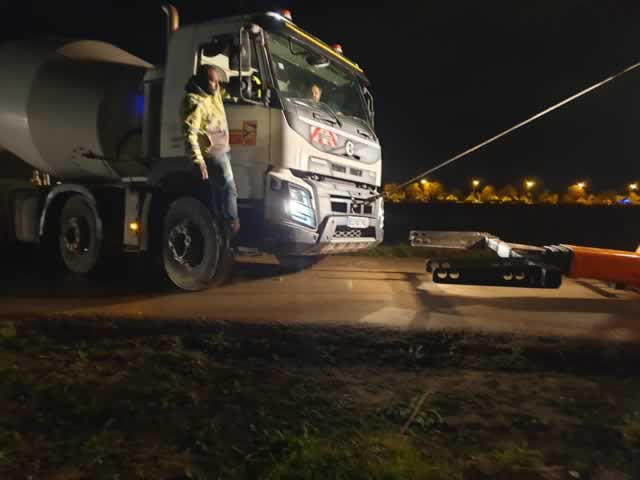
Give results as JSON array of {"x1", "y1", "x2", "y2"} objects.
[
  {"x1": 210, "y1": 240, "x2": 234, "y2": 287},
  {"x1": 162, "y1": 197, "x2": 232, "y2": 291},
  {"x1": 58, "y1": 195, "x2": 101, "y2": 274}
]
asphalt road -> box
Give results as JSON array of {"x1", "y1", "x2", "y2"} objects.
[{"x1": 1, "y1": 252, "x2": 638, "y2": 341}]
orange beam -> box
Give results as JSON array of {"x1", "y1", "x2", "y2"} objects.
[{"x1": 564, "y1": 245, "x2": 640, "y2": 288}]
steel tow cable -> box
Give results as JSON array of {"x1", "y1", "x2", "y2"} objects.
[{"x1": 363, "y1": 60, "x2": 640, "y2": 204}]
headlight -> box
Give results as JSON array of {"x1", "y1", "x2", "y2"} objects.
[{"x1": 286, "y1": 184, "x2": 316, "y2": 228}]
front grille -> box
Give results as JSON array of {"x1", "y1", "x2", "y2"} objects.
[
  {"x1": 350, "y1": 203, "x2": 373, "y2": 215},
  {"x1": 329, "y1": 196, "x2": 375, "y2": 216},
  {"x1": 333, "y1": 226, "x2": 376, "y2": 239}
]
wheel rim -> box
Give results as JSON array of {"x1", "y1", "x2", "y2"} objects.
[
  {"x1": 167, "y1": 221, "x2": 205, "y2": 269},
  {"x1": 62, "y1": 216, "x2": 90, "y2": 256}
]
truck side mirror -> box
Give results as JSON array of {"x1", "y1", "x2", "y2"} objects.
[
  {"x1": 233, "y1": 27, "x2": 264, "y2": 106},
  {"x1": 363, "y1": 86, "x2": 375, "y2": 125},
  {"x1": 229, "y1": 31, "x2": 250, "y2": 72}
]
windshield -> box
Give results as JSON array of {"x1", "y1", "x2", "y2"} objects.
[{"x1": 268, "y1": 32, "x2": 370, "y2": 125}]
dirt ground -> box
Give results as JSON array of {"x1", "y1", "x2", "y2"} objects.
[{"x1": 0, "y1": 319, "x2": 639, "y2": 480}]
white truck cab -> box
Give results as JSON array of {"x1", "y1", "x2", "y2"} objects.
[{"x1": 155, "y1": 11, "x2": 384, "y2": 257}]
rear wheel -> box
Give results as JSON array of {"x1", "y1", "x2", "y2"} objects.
[
  {"x1": 58, "y1": 195, "x2": 101, "y2": 274},
  {"x1": 162, "y1": 197, "x2": 232, "y2": 291}
]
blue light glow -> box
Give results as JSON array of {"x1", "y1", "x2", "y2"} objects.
[{"x1": 133, "y1": 94, "x2": 145, "y2": 117}]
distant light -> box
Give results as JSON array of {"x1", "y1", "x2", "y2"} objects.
[
  {"x1": 420, "y1": 179, "x2": 428, "y2": 185},
  {"x1": 280, "y1": 9, "x2": 293, "y2": 20},
  {"x1": 129, "y1": 222, "x2": 140, "y2": 233},
  {"x1": 525, "y1": 180, "x2": 535, "y2": 189},
  {"x1": 577, "y1": 182, "x2": 586, "y2": 190},
  {"x1": 629, "y1": 183, "x2": 638, "y2": 191},
  {"x1": 472, "y1": 180, "x2": 480, "y2": 188},
  {"x1": 332, "y1": 44, "x2": 343, "y2": 54}
]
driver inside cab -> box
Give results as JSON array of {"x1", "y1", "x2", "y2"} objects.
[{"x1": 310, "y1": 84, "x2": 322, "y2": 102}]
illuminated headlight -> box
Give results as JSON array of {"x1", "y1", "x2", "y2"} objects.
[{"x1": 286, "y1": 184, "x2": 316, "y2": 228}]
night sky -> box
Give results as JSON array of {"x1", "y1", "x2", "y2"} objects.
[{"x1": 2, "y1": 0, "x2": 638, "y2": 191}]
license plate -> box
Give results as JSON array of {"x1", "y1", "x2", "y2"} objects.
[{"x1": 347, "y1": 216, "x2": 369, "y2": 229}]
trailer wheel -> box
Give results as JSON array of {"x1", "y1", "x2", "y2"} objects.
[
  {"x1": 162, "y1": 197, "x2": 229, "y2": 291},
  {"x1": 58, "y1": 195, "x2": 101, "y2": 274}
]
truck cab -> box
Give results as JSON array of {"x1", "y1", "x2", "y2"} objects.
[{"x1": 153, "y1": 11, "x2": 384, "y2": 257}]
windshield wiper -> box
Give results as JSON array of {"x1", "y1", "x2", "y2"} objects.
[
  {"x1": 312, "y1": 112, "x2": 338, "y2": 127},
  {"x1": 339, "y1": 114, "x2": 375, "y2": 138},
  {"x1": 322, "y1": 103, "x2": 343, "y2": 128},
  {"x1": 292, "y1": 97, "x2": 343, "y2": 128}
]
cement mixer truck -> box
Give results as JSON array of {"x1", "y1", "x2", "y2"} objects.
[{"x1": 0, "y1": 7, "x2": 383, "y2": 290}]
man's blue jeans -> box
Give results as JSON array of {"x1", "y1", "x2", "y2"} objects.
[{"x1": 205, "y1": 151, "x2": 238, "y2": 221}]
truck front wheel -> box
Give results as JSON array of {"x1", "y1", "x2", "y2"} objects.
[
  {"x1": 58, "y1": 195, "x2": 101, "y2": 274},
  {"x1": 162, "y1": 197, "x2": 230, "y2": 291}
]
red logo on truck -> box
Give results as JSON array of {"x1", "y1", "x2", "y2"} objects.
[{"x1": 310, "y1": 127, "x2": 337, "y2": 147}]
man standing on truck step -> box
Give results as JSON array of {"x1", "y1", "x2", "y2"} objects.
[{"x1": 183, "y1": 64, "x2": 240, "y2": 235}]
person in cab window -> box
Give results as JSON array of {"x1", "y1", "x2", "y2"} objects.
[
  {"x1": 310, "y1": 84, "x2": 322, "y2": 102},
  {"x1": 183, "y1": 64, "x2": 240, "y2": 235}
]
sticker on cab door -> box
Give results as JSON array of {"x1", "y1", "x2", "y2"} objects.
[
  {"x1": 242, "y1": 120, "x2": 257, "y2": 146},
  {"x1": 310, "y1": 127, "x2": 337, "y2": 147},
  {"x1": 229, "y1": 121, "x2": 258, "y2": 146}
]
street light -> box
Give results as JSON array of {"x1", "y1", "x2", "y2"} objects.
[
  {"x1": 471, "y1": 179, "x2": 480, "y2": 195},
  {"x1": 629, "y1": 183, "x2": 638, "y2": 192},
  {"x1": 420, "y1": 179, "x2": 428, "y2": 186},
  {"x1": 523, "y1": 180, "x2": 536, "y2": 204},
  {"x1": 576, "y1": 182, "x2": 586, "y2": 190}
]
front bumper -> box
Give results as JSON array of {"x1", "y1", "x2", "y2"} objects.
[
  {"x1": 264, "y1": 170, "x2": 384, "y2": 256},
  {"x1": 266, "y1": 215, "x2": 383, "y2": 256}
]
